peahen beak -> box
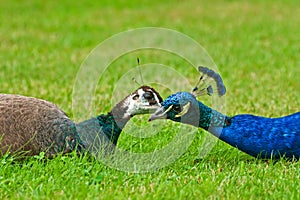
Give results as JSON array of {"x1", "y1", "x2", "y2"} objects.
[
  {"x1": 140, "y1": 104, "x2": 162, "y2": 114},
  {"x1": 148, "y1": 107, "x2": 167, "y2": 121}
]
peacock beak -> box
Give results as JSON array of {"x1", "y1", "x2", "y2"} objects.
[{"x1": 148, "y1": 107, "x2": 167, "y2": 121}]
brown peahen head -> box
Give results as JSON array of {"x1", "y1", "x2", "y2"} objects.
[{"x1": 111, "y1": 85, "x2": 163, "y2": 119}]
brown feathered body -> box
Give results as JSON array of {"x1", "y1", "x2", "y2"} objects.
[
  {"x1": 0, "y1": 94, "x2": 79, "y2": 156},
  {"x1": 0, "y1": 86, "x2": 162, "y2": 157}
]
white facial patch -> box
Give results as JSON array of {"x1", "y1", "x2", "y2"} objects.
[
  {"x1": 123, "y1": 88, "x2": 161, "y2": 118},
  {"x1": 148, "y1": 89, "x2": 162, "y2": 107},
  {"x1": 137, "y1": 89, "x2": 147, "y2": 104},
  {"x1": 123, "y1": 89, "x2": 145, "y2": 118}
]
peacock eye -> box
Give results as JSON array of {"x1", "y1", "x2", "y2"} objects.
[
  {"x1": 133, "y1": 94, "x2": 139, "y2": 100},
  {"x1": 173, "y1": 105, "x2": 181, "y2": 112}
]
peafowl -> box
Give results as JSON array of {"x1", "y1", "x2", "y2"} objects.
[
  {"x1": 0, "y1": 85, "x2": 162, "y2": 157},
  {"x1": 149, "y1": 67, "x2": 300, "y2": 159}
]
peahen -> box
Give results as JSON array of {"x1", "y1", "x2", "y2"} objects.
[
  {"x1": 149, "y1": 67, "x2": 300, "y2": 159},
  {"x1": 0, "y1": 85, "x2": 162, "y2": 157}
]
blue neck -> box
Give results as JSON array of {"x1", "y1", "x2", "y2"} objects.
[
  {"x1": 196, "y1": 102, "x2": 300, "y2": 159},
  {"x1": 197, "y1": 102, "x2": 230, "y2": 133}
]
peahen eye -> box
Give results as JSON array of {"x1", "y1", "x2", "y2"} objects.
[
  {"x1": 143, "y1": 91, "x2": 154, "y2": 100},
  {"x1": 173, "y1": 105, "x2": 181, "y2": 112},
  {"x1": 133, "y1": 94, "x2": 139, "y2": 100}
]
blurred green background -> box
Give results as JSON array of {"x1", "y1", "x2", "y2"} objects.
[{"x1": 0, "y1": 0, "x2": 299, "y2": 199}]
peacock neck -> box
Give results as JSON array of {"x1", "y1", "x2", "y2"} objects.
[{"x1": 197, "y1": 101, "x2": 231, "y2": 135}]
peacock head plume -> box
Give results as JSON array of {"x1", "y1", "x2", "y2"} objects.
[{"x1": 148, "y1": 66, "x2": 226, "y2": 126}]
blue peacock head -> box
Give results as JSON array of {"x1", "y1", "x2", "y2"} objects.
[
  {"x1": 148, "y1": 66, "x2": 226, "y2": 127},
  {"x1": 148, "y1": 92, "x2": 200, "y2": 126}
]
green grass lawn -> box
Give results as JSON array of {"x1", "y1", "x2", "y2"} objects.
[{"x1": 1, "y1": 0, "x2": 300, "y2": 199}]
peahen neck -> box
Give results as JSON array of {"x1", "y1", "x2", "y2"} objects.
[
  {"x1": 197, "y1": 101, "x2": 231, "y2": 135},
  {"x1": 95, "y1": 98, "x2": 132, "y2": 145}
]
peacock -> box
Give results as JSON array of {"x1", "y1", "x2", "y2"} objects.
[
  {"x1": 149, "y1": 67, "x2": 300, "y2": 159},
  {"x1": 0, "y1": 85, "x2": 162, "y2": 157}
]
